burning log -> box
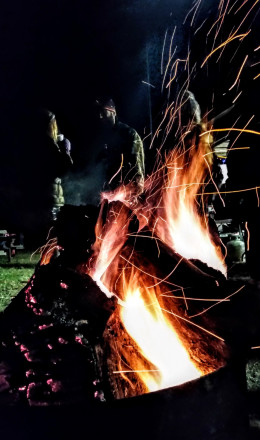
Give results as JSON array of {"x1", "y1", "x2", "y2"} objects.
[
  {"x1": 73, "y1": 194, "x2": 230, "y2": 399},
  {"x1": 81, "y1": 105, "x2": 234, "y2": 399},
  {"x1": 96, "y1": 234, "x2": 229, "y2": 400}
]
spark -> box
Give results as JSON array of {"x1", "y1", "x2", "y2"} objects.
[
  {"x1": 137, "y1": 213, "x2": 149, "y2": 225},
  {"x1": 245, "y1": 221, "x2": 250, "y2": 251},
  {"x1": 256, "y1": 188, "x2": 260, "y2": 207},
  {"x1": 254, "y1": 45, "x2": 260, "y2": 51},
  {"x1": 229, "y1": 115, "x2": 255, "y2": 151},
  {"x1": 31, "y1": 237, "x2": 57, "y2": 258},
  {"x1": 159, "y1": 307, "x2": 225, "y2": 342},
  {"x1": 161, "y1": 27, "x2": 177, "y2": 92},
  {"x1": 152, "y1": 217, "x2": 159, "y2": 238},
  {"x1": 164, "y1": 66, "x2": 197, "y2": 143},
  {"x1": 160, "y1": 91, "x2": 189, "y2": 149},
  {"x1": 160, "y1": 294, "x2": 230, "y2": 302},
  {"x1": 169, "y1": 26, "x2": 176, "y2": 58},
  {"x1": 163, "y1": 182, "x2": 205, "y2": 191},
  {"x1": 206, "y1": 13, "x2": 222, "y2": 39},
  {"x1": 108, "y1": 154, "x2": 124, "y2": 185},
  {"x1": 219, "y1": 0, "x2": 224, "y2": 10},
  {"x1": 149, "y1": 101, "x2": 175, "y2": 150},
  {"x1": 166, "y1": 59, "x2": 188, "y2": 88},
  {"x1": 119, "y1": 255, "x2": 182, "y2": 289},
  {"x1": 201, "y1": 128, "x2": 260, "y2": 137},
  {"x1": 234, "y1": 0, "x2": 250, "y2": 14},
  {"x1": 184, "y1": 48, "x2": 190, "y2": 71},
  {"x1": 188, "y1": 285, "x2": 245, "y2": 318},
  {"x1": 201, "y1": 31, "x2": 250, "y2": 67},
  {"x1": 228, "y1": 0, "x2": 241, "y2": 14},
  {"x1": 31, "y1": 237, "x2": 59, "y2": 265},
  {"x1": 142, "y1": 81, "x2": 156, "y2": 88},
  {"x1": 235, "y1": 0, "x2": 260, "y2": 35},
  {"x1": 126, "y1": 234, "x2": 162, "y2": 244},
  {"x1": 113, "y1": 369, "x2": 160, "y2": 374},
  {"x1": 196, "y1": 185, "x2": 260, "y2": 196},
  {"x1": 229, "y1": 55, "x2": 248, "y2": 90},
  {"x1": 161, "y1": 29, "x2": 168, "y2": 75},
  {"x1": 194, "y1": 17, "x2": 207, "y2": 35},
  {"x1": 253, "y1": 73, "x2": 260, "y2": 79},
  {"x1": 147, "y1": 258, "x2": 184, "y2": 289},
  {"x1": 46, "y1": 226, "x2": 55, "y2": 241},
  {"x1": 201, "y1": 185, "x2": 208, "y2": 230},
  {"x1": 159, "y1": 216, "x2": 166, "y2": 223},
  {"x1": 232, "y1": 90, "x2": 243, "y2": 103},
  {"x1": 204, "y1": 156, "x2": 225, "y2": 207},
  {"x1": 190, "y1": 0, "x2": 202, "y2": 27},
  {"x1": 112, "y1": 342, "x2": 133, "y2": 375},
  {"x1": 142, "y1": 132, "x2": 152, "y2": 142},
  {"x1": 183, "y1": 0, "x2": 201, "y2": 25},
  {"x1": 214, "y1": 0, "x2": 231, "y2": 45}
]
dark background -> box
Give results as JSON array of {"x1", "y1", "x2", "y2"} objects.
[{"x1": 0, "y1": 0, "x2": 259, "y2": 234}]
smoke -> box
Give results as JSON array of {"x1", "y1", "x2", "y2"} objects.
[{"x1": 62, "y1": 162, "x2": 105, "y2": 207}]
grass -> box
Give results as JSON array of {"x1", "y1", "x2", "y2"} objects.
[{"x1": 0, "y1": 251, "x2": 40, "y2": 312}]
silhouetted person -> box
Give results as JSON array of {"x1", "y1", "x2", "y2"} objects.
[
  {"x1": 21, "y1": 109, "x2": 73, "y2": 249},
  {"x1": 95, "y1": 98, "x2": 145, "y2": 195}
]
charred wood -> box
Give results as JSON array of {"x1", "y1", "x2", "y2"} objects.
[{"x1": 0, "y1": 263, "x2": 115, "y2": 405}]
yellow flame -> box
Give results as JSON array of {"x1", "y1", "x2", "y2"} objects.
[
  {"x1": 87, "y1": 127, "x2": 226, "y2": 396},
  {"x1": 120, "y1": 286, "x2": 201, "y2": 392},
  {"x1": 155, "y1": 131, "x2": 226, "y2": 275}
]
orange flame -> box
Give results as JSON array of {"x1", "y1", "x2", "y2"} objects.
[
  {"x1": 153, "y1": 128, "x2": 226, "y2": 275},
  {"x1": 87, "y1": 125, "x2": 227, "y2": 396},
  {"x1": 119, "y1": 280, "x2": 201, "y2": 392},
  {"x1": 83, "y1": 0, "x2": 260, "y2": 396},
  {"x1": 88, "y1": 198, "x2": 131, "y2": 298}
]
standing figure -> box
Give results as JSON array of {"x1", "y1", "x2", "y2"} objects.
[
  {"x1": 46, "y1": 112, "x2": 73, "y2": 220},
  {"x1": 22, "y1": 109, "x2": 73, "y2": 249},
  {"x1": 95, "y1": 98, "x2": 145, "y2": 196}
]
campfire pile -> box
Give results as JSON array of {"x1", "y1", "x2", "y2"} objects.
[{"x1": 1, "y1": 141, "x2": 232, "y2": 406}]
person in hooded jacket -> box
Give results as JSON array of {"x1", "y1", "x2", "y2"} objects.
[{"x1": 95, "y1": 98, "x2": 145, "y2": 196}]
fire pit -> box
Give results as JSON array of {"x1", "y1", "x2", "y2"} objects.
[{"x1": 0, "y1": 186, "x2": 253, "y2": 439}]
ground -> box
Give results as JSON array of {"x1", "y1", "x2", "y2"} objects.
[{"x1": 0, "y1": 251, "x2": 39, "y2": 312}]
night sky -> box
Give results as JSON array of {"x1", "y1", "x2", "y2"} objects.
[{"x1": 0, "y1": 0, "x2": 259, "y2": 232}]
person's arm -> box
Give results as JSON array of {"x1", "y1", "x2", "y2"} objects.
[
  {"x1": 131, "y1": 131, "x2": 145, "y2": 193},
  {"x1": 57, "y1": 137, "x2": 73, "y2": 166}
]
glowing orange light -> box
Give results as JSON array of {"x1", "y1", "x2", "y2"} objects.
[
  {"x1": 201, "y1": 31, "x2": 250, "y2": 67},
  {"x1": 201, "y1": 128, "x2": 260, "y2": 136},
  {"x1": 154, "y1": 133, "x2": 226, "y2": 275},
  {"x1": 119, "y1": 282, "x2": 201, "y2": 392},
  {"x1": 245, "y1": 221, "x2": 250, "y2": 251},
  {"x1": 229, "y1": 55, "x2": 248, "y2": 90}
]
